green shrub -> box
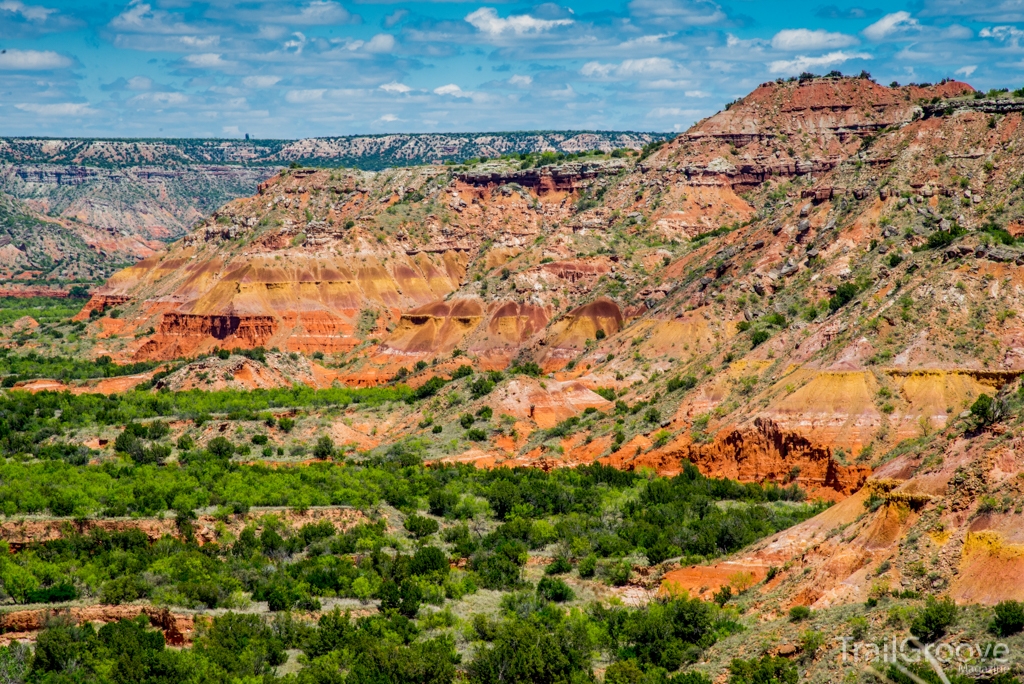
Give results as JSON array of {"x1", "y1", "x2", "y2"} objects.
[
  {"x1": 910, "y1": 596, "x2": 957, "y2": 642},
  {"x1": 404, "y1": 514, "x2": 440, "y2": 539},
  {"x1": 451, "y1": 365, "x2": 474, "y2": 380},
  {"x1": 971, "y1": 393, "x2": 995, "y2": 424},
  {"x1": 667, "y1": 375, "x2": 697, "y2": 392},
  {"x1": 750, "y1": 330, "x2": 771, "y2": 347},
  {"x1": 207, "y1": 436, "x2": 235, "y2": 459},
  {"x1": 728, "y1": 655, "x2": 798, "y2": 684},
  {"x1": 993, "y1": 600, "x2": 1024, "y2": 636},
  {"x1": 277, "y1": 416, "x2": 295, "y2": 433},
  {"x1": 510, "y1": 361, "x2": 543, "y2": 377},
  {"x1": 545, "y1": 556, "x2": 573, "y2": 575},
  {"x1": 313, "y1": 435, "x2": 335, "y2": 460},
  {"x1": 828, "y1": 282, "x2": 860, "y2": 312},
  {"x1": 578, "y1": 554, "x2": 598, "y2": 578},
  {"x1": 537, "y1": 577, "x2": 575, "y2": 603},
  {"x1": 789, "y1": 605, "x2": 811, "y2": 622}
]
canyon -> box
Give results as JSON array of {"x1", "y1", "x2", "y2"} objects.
[{"x1": 11, "y1": 75, "x2": 1024, "y2": 645}]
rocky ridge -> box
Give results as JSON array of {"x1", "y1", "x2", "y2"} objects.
[{"x1": 71, "y1": 75, "x2": 1024, "y2": 607}]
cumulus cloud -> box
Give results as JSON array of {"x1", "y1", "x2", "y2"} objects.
[
  {"x1": 183, "y1": 53, "x2": 235, "y2": 69},
  {"x1": 364, "y1": 34, "x2": 395, "y2": 53},
  {"x1": 434, "y1": 83, "x2": 468, "y2": 97},
  {"x1": 815, "y1": 5, "x2": 882, "y2": 20},
  {"x1": 582, "y1": 57, "x2": 680, "y2": 79},
  {"x1": 955, "y1": 65, "x2": 977, "y2": 77},
  {"x1": 771, "y1": 28, "x2": 859, "y2": 51},
  {"x1": 384, "y1": 9, "x2": 407, "y2": 28},
  {"x1": 0, "y1": 0, "x2": 54, "y2": 22},
  {"x1": 285, "y1": 89, "x2": 326, "y2": 103},
  {"x1": 628, "y1": 0, "x2": 727, "y2": 26},
  {"x1": 15, "y1": 102, "x2": 95, "y2": 116},
  {"x1": 465, "y1": 7, "x2": 573, "y2": 36},
  {"x1": 980, "y1": 25, "x2": 1024, "y2": 45},
  {"x1": 128, "y1": 91, "x2": 188, "y2": 106},
  {"x1": 110, "y1": 1, "x2": 198, "y2": 35},
  {"x1": 921, "y1": 0, "x2": 1024, "y2": 22},
  {"x1": 768, "y1": 50, "x2": 872, "y2": 74},
  {"x1": 862, "y1": 11, "x2": 920, "y2": 41},
  {"x1": 509, "y1": 74, "x2": 533, "y2": 86},
  {"x1": 127, "y1": 76, "x2": 153, "y2": 90},
  {"x1": 380, "y1": 82, "x2": 412, "y2": 93},
  {"x1": 0, "y1": 48, "x2": 72, "y2": 70},
  {"x1": 243, "y1": 75, "x2": 281, "y2": 89},
  {"x1": 248, "y1": 1, "x2": 356, "y2": 26},
  {"x1": 647, "y1": 106, "x2": 704, "y2": 117}
]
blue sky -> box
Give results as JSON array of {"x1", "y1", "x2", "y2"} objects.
[{"x1": 1, "y1": 0, "x2": 1022, "y2": 138}]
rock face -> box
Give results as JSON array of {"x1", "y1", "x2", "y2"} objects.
[
  {"x1": 17, "y1": 73, "x2": 1024, "y2": 642},
  {"x1": 62, "y1": 75, "x2": 1024, "y2": 607}
]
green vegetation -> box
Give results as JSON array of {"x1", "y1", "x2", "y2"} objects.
[
  {"x1": 0, "y1": 377, "x2": 827, "y2": 683},
  {"x1": 0, "y1": 297, "x2": 83, "y2": 327},
  {"x1": 0, "y1": 350, "x2": 161, "y2": 386}
]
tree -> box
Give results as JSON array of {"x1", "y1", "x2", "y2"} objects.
[
  {"x1": 970, "y1": 394, "x2": 995, "y2": 424},
  {"x1": 537, "y1": 577, "x2": 575, "y2": 603},
  {"x1": 207, "y1": 436, "x2": 234, "y2": 459},
  {"x1": 468, "y1": 616, "x2": 593, "y2": 684},
  {"x1": 728, "y1": 656, "x2": 798, "y2": 684},
  {"x1": 993, "y1": 600, "x2": 1024, "y2": 636},
  {"x1": 404, "y1": 514, "x2": 439, "y2": 539},
  {"x1": 910, "y1": 596, "x2": 958, "y2": 642},
  {"x1": 828, "y1": 282, "x2": 860, "y2": 312},
  {"x1": 313, "y1": 435, "x2": 335, "y2": 460}
]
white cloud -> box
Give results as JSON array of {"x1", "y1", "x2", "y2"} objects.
[
  {"x1": 768, "y1": 50, "x2": 872, "y2": 74},
  {"x1": 509, "y1": 74, "x2": 533, "y2": 86},
  {"x1": 582, "y1": 57, "x2": 680, "y2": 80},
  {"x1": 685, "y1": 90, "x2": 709, "y2": 97},
  {"x1": 980, "y1": 25, "x2": 1024, "y2": 44},
  {"x1": 126, "y1": 76, "x2": 153, "y2": 90},
  {"x1": 285, "y1": 89, "x2": 326, "y2": 103},
  {"x1": 379, "y1": 114, "x2": 398, "y2": 122},
  {"x1": 771, "y1": 28, "x2": 859, "y2": 51},
  {"x1": 628, "y1": 0, "x2": 727, "y2": 26},
  {"x1": 0, "y1": 0, "x2": 55, "y2": 22},
  {"x1": 15, "y1": 102, "x2": 95, "y2": 116},
  {"x1": 178, "y1": 35, "x2": 220, "y2": 49},
  {"x1": 434, "y1": 83, "x2": 468, "y2": 97},
  {"x1": 184, "y1": 53, "x2": 235, "y2": 69},
  {"x1": 128, "y1": 91, "x2": 188, "y2": 105},
  {"x1": 275, "y1": 1, "x2": 353, "y2": 26},
  {"x1": 243, "y1": 75, "x2": 281, "y2": 89},
  {"x1": 0, "y1": 48, "x2": 72, "y2": 70},
  {"x1": 380, "y1": 82, "x2": 412, "y2": 93},
  {"x1": 465, "y1": 7, "x2": 573, "y2": 36},
  {"x1": 862, "y1": 11, "x2": 920, "y2": 41},
  {"x1": 955, "y1": 65, "x2": 977, "y2": 77},
  {"x1": 647, "y1": 106, "x2": 705, "y2": 119},
  {"x1": 110, "y1": 1, "x2": 197, "y2": 35},
  {"x1": 727, "y1": 33, "x2": 767, "y2": 49},
  {"x1": 364, "y1": 33, "x2": 395, "y2": 53}
]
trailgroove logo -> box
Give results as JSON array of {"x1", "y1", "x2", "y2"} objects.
[{"x1": 839, "y1": 636, "x2": 1012, "y2": 682}]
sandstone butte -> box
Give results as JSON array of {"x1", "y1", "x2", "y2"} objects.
[{"x1": 61, "y1": 74, "x2": 1024, "y2": 609}]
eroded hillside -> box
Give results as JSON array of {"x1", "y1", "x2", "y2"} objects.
[{"x1": 35, "y1": 74, "x2": 1024, "y2": 623}]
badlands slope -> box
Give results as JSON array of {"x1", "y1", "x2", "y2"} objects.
[{"x1": 76, "y1": 75, "x2": 1024, "y2": 606}]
